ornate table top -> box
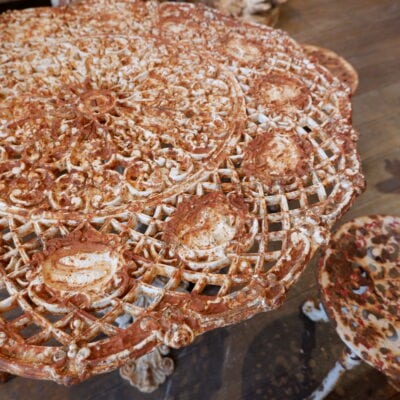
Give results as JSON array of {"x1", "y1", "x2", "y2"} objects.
[
  {"x1": 319, "y1": 215, "x2": 400, "y2": 386},
  {"x1": 0, "y1": 0, "x2": 364, "y2": 384}
]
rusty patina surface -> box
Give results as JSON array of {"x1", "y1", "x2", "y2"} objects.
[
  {"x1": 302, "y1": 45, "x2": 359, "y2": 95},
  {"x1": 0, "y1": 0, "x2": 364, "y2": 385},
  {"x1": 319, "y1": 215, "x2": 400, "y2": 386}
]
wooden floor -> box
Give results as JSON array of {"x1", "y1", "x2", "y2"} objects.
[{"x1": 0, "y1": 0, "x2": 399, "y2": 399}]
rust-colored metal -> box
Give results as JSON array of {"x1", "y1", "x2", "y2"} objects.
[
  {"x1": 204, "y1": 0, "x2": 286, "y2": 26},
  {"x1": 302, "y1": 44, "x2": 359, "y2": 95},
  {"x1": 51, "y1": 0, "x2": 286, "y2": 27},
  {"x1": 0, "y1": 0, "x2": 364, "y2": 385},
  {"x1": 319, "y1": 215, "x2": 400, "y2": 388}
]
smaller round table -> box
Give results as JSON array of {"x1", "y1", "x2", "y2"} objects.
[{"x1": 304, "y1": 215, "x2": 400, "y2": 399}]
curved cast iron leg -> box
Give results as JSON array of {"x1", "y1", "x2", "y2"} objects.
[{"x1": 306, "y1": 348, "x2": 361, "y2": 400}]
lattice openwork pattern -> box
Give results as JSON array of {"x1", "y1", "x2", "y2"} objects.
[{"x1": 0, "y1": 0, "x2": 364, "y2": 384}]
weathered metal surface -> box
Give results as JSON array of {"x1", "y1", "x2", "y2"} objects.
[
  {"x1": 319, "y1": 215, "x2": 400, "y2": 387},
  {"x1": 0, "y1": 0, "x2": 364, "y2": 385},
  {"x1": 51, "y1": 0, "x2": 286, "y2": 27},
  {"x1": 302, "y1": 45, "x2": 359, "y2": 95},
  {"x1": 307, "y1": 348, "x2": 361, "y2": 400},
  {"x1": 119, "y1": 345, "x2": 174, "y2": 393},
  {"x1": 302, "y1": 299, "x2": 329, "y2": 323}
]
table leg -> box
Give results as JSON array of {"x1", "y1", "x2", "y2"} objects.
[
  {"x1": 119, "y1": 345, "x2": 174, "y2": 393},
  {"x1": 306, "y1": 348, "x2": 361, "y2": 400},
  {"x1": 117, "y1": 276, "x2": 184, "y2": 393},
  {"x1": 302, "y1": 299, "x2": 329, "y2": 322}
]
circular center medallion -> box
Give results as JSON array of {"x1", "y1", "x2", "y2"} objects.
[
  {"x1": 0, "y1": 37, "x2": 245, "y2": 215},
  {"x1": 42, "y1": 243, "x2": 118, "y2": 295},
  {"x1": 79, "y1": 90, "x2": 116, "y2": 115}
]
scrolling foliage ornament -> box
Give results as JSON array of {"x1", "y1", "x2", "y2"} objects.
[{"x1": 0, "y1": 0, "x2": 364, "y2": 384}]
